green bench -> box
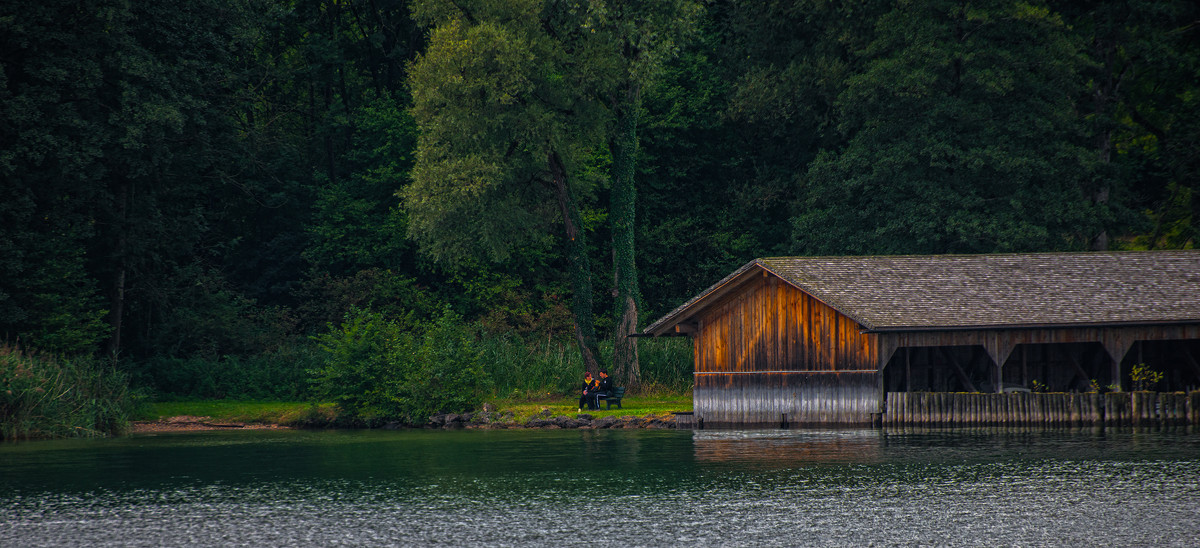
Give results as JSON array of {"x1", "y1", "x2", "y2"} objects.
[{"x1": 600, "y1": 387, "x2": 625, "y2": 410}]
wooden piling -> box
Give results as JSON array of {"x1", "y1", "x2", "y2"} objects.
[{"x1": 883, "y1": 390, "x2": 1200, "y2": 428}]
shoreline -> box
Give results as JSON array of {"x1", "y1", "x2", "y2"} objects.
[
  {"x1": 130, "y1": 411, "x2": 679, "y2": 433},
  {"x1": 131, "y1": 415, "x2": 292, "y2": 433}
]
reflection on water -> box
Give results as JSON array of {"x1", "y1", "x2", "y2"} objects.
[
  {"x1": 693, "y1": 429, "x2": 883, "y2": 465},
  {"x1": 2, "y1": 428, "x2": 1199, "y2": 546}
]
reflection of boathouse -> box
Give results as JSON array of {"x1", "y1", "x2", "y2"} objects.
[{"x1": 642, "y1": 252, "x2": 1200, "y2": 427}]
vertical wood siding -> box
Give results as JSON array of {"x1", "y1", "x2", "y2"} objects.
[
  {"x1": 693, "y1": 275, "x2": 879, "y2": 373},
  {"x1": 694, "y1": 371, "x2": 881, "y2": 427}
]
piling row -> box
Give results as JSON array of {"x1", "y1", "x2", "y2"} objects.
[{"x1": 883, "y1": 391, "x2": 1200, "y2": 427}]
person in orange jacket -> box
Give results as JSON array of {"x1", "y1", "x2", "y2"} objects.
[{"x1": 578, "y1": 372, "x2": 598, "y2": 412}]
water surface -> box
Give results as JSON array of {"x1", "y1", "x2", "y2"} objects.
[{"x1": 2, "y1": 427, "x2": 1198, "y2": 546}]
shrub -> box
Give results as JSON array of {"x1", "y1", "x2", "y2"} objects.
[
  {"x1": 1130, "y1": 363, "x2": 1164, "y2": 392},
  {"x1": 0, "y1": 345, "x2": 134, "y2": 440},
  {"x1": 310, "y1": 307, "x2": 491, "y2": 425},
  {"x1": 406, "y1": 310, "x2": 493, "y2": 418}
]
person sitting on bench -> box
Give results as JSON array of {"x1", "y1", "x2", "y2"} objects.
[
  {"x1": 578, "y1": 372, "x2": 598, "y2": 412},
  {"x1": 593, "y1": 370, "x2": 613, "y2": 409}
]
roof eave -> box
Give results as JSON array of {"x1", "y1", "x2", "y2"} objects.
[
  {"x1": 641, "y1": 259, "x2": 767, "y2": 337},
  {"x1": 862, "y1": 319, "x2": 1200, "y2": 334},
  {"x1": 641, "y1": 258, "x2": 884, "y2": 337}
]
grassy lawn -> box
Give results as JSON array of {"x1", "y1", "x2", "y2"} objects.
[
  {"x1": 489, "y1": 394, "x2": 692, "y2": 421},
  {"x1": 136, "y1": 393, "x2": 692, "y2": 425}
]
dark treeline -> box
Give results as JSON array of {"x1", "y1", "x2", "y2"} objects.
[{"x1": 2, "y1": 0, "x2": 1197, "y2": 401}]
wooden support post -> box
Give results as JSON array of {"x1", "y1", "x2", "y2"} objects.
[
  {"x1": 982, "y1": 336, "x2": 1014, "y2": 394},
  {"x1": 1102, "y1": 333, "x2": 1133, "y2": 392}
]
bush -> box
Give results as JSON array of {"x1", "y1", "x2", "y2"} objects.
[
  {"x1": 310, "y1": 307, "x2": 492, "y2": 425},
  {"x1": 0, "y1": 345, "x2": 134, "y2": 440},
  {"x1": 1130, "y1": 363, "x2": 1164, "y2": 392}
]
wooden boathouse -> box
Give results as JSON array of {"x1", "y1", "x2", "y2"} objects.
[{"x1": 642, "y1": 251, "x2": 1200, "y2": 428}]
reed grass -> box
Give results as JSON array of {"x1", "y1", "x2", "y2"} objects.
[{"x1": 1, "y1": 344, "x2": 134, "y2": 440}]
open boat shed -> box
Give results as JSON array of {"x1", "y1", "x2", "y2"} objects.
[{"x1": 641, "y1": 251, "x2": 1200, "y2": 427}]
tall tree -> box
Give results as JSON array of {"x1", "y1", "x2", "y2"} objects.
[
  {"x1": 404, "y1": 0, "x2": 611, "y2": 372},
  {"x1": 586, "y1": 0, "x2": 700, "y2": 387},
  {"x1": 1062, "y1": 0, "x2": 1200, "y2": 250}
]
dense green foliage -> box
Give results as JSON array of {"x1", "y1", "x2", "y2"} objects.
[
  {"x1": 0, "y1": 345, "x2": 134, "y2": 440},
  {"x1": 310, "y1": 308, "x2": 491, "y2": 424},
  {"x1": 129, "y1": 347, "x2": 319, "y2": 401},
  {"x1": 2, "y1": 1, "x2": 1197, "y2": 419},
  {"x1": 797, "y1": 1, "x2": 1098, "y2": 254}
]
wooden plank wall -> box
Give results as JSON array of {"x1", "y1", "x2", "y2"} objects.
[
  {"x1": 694, "y1": 274, "x2": 879, "y2": 373},
  {"x1": 883, "y1": 391, "x2": 1200, "y2": 427},
  {"x1": 694, "y1": 371, "x2": 881, "y2": 427}
]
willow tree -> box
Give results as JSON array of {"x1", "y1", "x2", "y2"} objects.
[{"x1": 403, "y1": 0, "x2": 612, "y2": 372}]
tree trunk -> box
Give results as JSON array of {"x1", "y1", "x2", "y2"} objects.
[
  {"x1": 107, "y1": 180, "x2": 129, "y2": 361},
  {"x1": 549, "y1": 151, "x2": 601, "y2": 374},
  {"x1": 1088, "y1": 35, "x2": 1128, "y2": 251},
  {"x1": 611, "y1": 84, "x2": 641, "y2": 388}
]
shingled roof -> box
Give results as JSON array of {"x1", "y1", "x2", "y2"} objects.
[{"x1": 643, "y1": 251, "x2": 1200, "y2": 334}]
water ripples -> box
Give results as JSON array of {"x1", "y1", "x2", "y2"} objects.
[{"x1": 2, "y1": 428, "x2": 1199, "y2": 546}]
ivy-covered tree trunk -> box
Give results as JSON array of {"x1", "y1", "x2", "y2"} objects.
[
  {"x1": 611, "y1": 84, "x2": 641, "y2": 388},
  {"x1": 550, "y1": 152, "x2": 601, "y2": 374},
  {"x1": 106, "y1": 179, "x2": 130, "y2": 360}
]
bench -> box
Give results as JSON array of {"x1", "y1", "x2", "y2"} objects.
[{"x1": 599, "y1": 387, "x2": 625, "y2": 410}]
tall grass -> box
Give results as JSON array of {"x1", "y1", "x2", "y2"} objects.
[
  {"x1": 1, "y1": 345, "x2": 134, "y2": 440},
  {"x1": 622, "y1": 336, "x2": 694, "y2": 394},
  {"x1": 479, "y1": 332, "x2": 695, "y2": 398},
  {"x1": 479, "y1": 332, "x2": 583, "y2": 398}
]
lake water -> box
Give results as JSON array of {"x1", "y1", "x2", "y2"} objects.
[{"x1": 2, "y1": 427, "x2": 1198, "y2": 546}]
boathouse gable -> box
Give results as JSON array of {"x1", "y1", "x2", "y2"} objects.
[
  {"x1": 688, "y1": 267, "x2": 879, "y2": 374},
  {"x1": 646, "y1": 262, "x2": 885, "y2": 426}
]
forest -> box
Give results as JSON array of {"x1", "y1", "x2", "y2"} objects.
[{"x1": 2, "y1": 0, "x2": 1197, "y2": 433}]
